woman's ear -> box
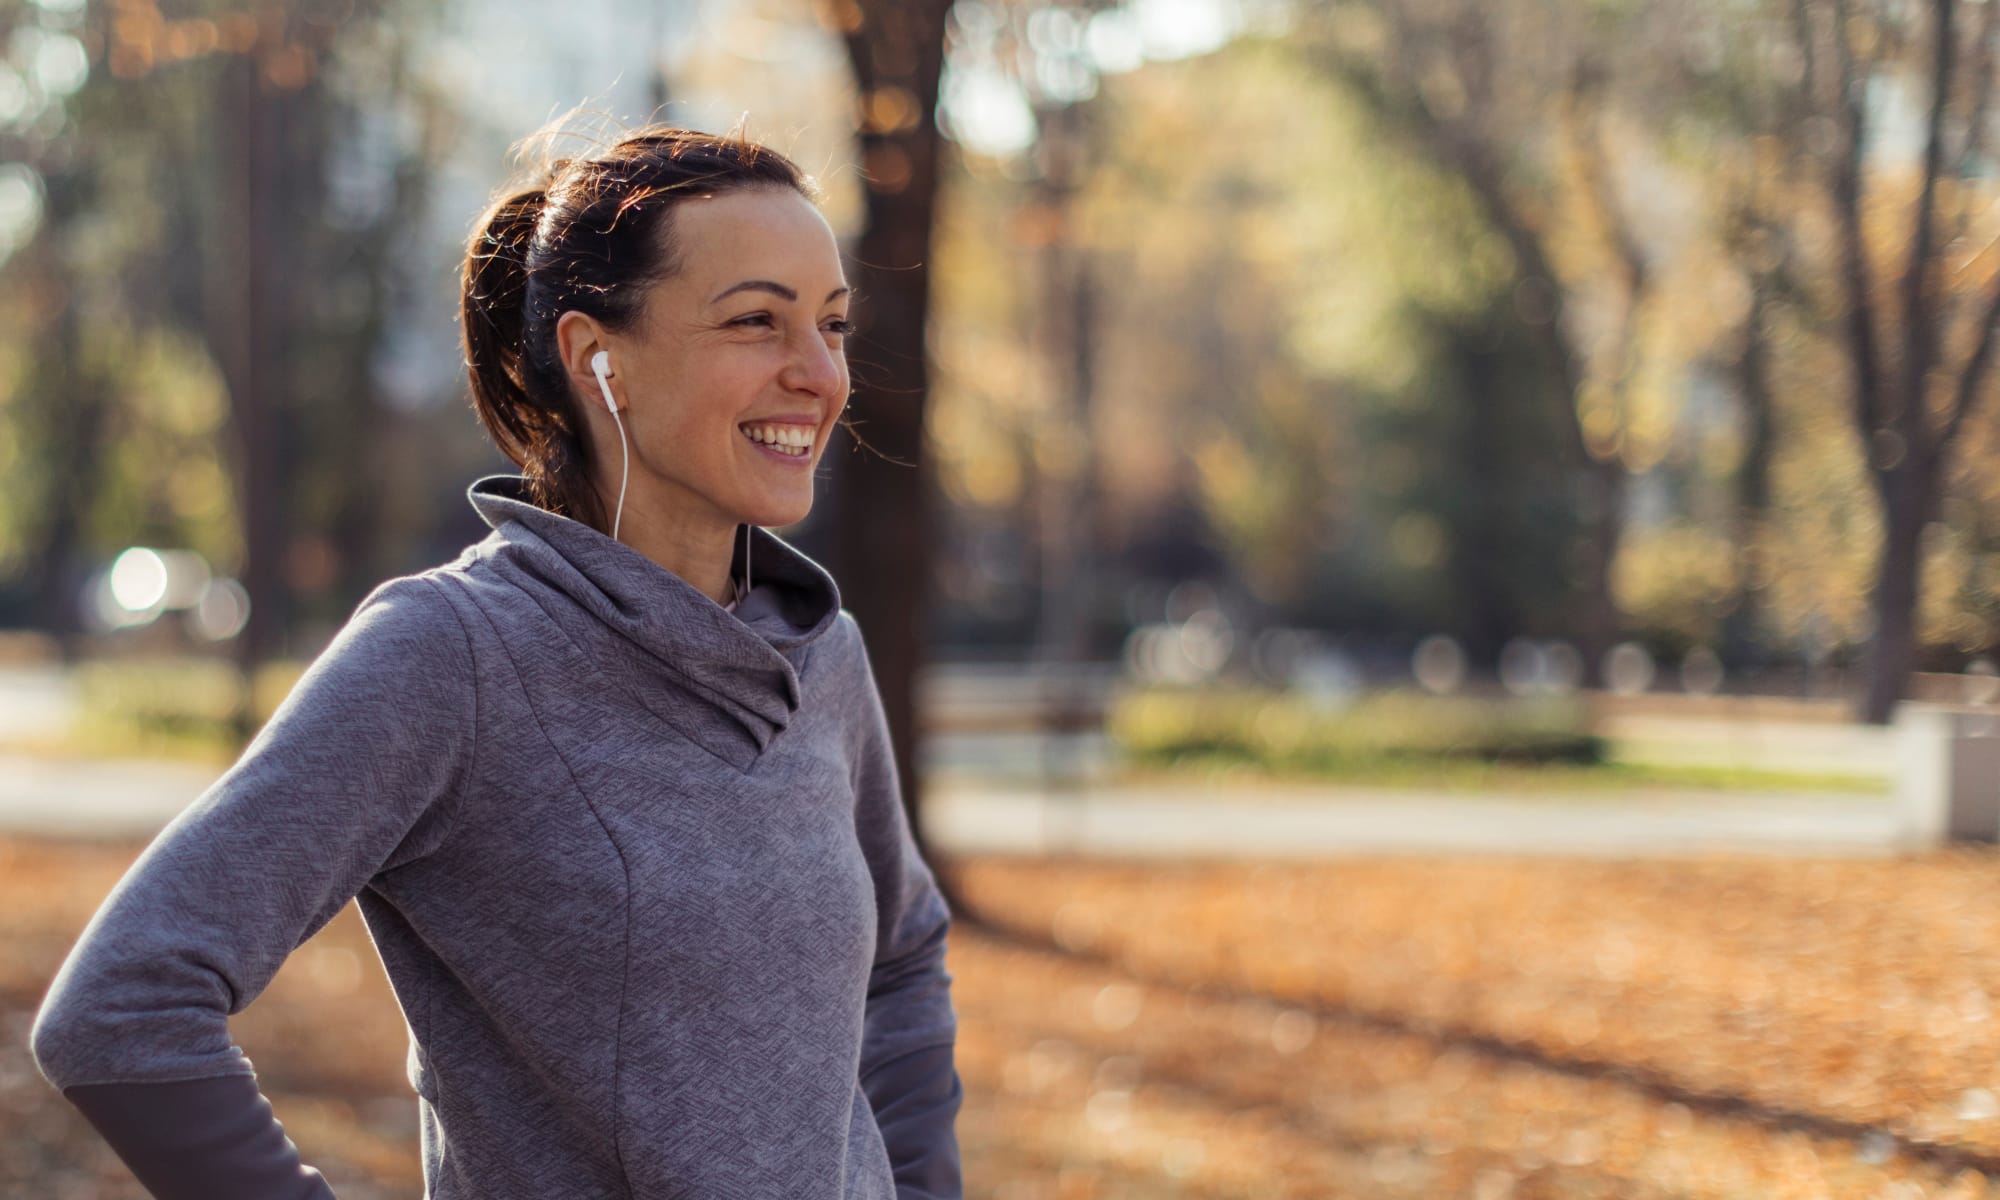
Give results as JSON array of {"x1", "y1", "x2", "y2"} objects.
[{"x1": 555, "y1": 310, "x2": 614, "y2": 408}]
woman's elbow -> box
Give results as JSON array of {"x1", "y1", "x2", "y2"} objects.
[{"x1": 28, "y1": 982, "x2": 97, "y2": 1088}]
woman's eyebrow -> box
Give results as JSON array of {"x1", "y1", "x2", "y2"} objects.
[{"x1": 712, "y1": 280, "x2": 852, "y2": 304}]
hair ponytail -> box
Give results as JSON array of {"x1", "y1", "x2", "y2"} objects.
[
  {"x1": 460, "y1": 183, "x2": 607, "y2": 529},
  {"x1": 457, "y1": 123, "x2": 813, "y2": 535}
]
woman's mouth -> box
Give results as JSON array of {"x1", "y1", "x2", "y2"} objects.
[{"x1": 739, "y1": 421, "x2": 815, "y2": 462}]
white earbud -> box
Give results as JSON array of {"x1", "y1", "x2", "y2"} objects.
[
  {"x1": 590, "y1": 350, "x2": 615, "y2": 411},
  {"x1": 590, "y1": 350, "x2": 630, "y2": 543}
]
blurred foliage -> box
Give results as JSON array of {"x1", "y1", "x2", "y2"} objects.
[
  {"x1": 0, "y1": 0, "x2": 460, "y2": 643},
  {"x1": 1107, "y1": 683, "x2": 1889, "y2": 793},
  {"x1": 929, "y1": 31, "x2": 1585, "y2": 654},
  {"x1": 931, "y1": 0, "x2": 2000, "y2": 701},
  {"x1": 1109, "y1": 684, "x2": 1606, "y2": 771},
  {"x1": 1, "y1": 0, "x2": 1996, "y2": 693},
  {"x1": 80, "y1": 327, "x2": 239, "y2": 568},
  {"x1": 49, "y1": 656, "x2": 307, "y2": 763}
]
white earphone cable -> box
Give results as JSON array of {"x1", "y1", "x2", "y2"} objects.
[
  {"x1": 592, "y1": 352, "x2": 630, "y2": 545},
  {"x1": 608, "y1": 405, "x2": 630, "y2": 544}
]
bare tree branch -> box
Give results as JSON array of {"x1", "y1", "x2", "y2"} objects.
[
  {"x1": 1828, "y1": 0, "x2": 1888, "y2": 452},
  {"x1": 1562, "y1": 61, "x2": 1652, "y2": 442},
  {"x1": 1895, "y1": 0, "x2": 1956, "y2": 458},
  {"x1": 1876, "y1": 0, "x2": 1914, "y2": 64},
  {"x1": 1339, "y1": 5, "x2": 1591, "y2": 470},
  {"x1": 1449, "y1": 5, "x2": 1497, "y2": 120},
  {"x1": 1955, "y1": 0, "x2": 1999, "y2": 176},
  {"x1": 1565, "y1": 65, "x2": 1647, "y2": 303},
  {"x1": 1945, "y1": 269, "x2": 2000, "y2": 449},
  {"x1": 1790, "y1": 0, "x2": 1821, "y2": 122}
]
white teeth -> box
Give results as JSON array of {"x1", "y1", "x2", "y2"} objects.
[{"x1": 740, "y1": 422, "x2": 814, "y2": 456}]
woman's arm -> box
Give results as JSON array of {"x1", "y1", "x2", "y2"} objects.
[
  {"x1": 30, "y1": 574, "x2": 479, "y2": 1200},
  {"x1": 841, "y1": 613, "x2": 965, "y2": 1200}
]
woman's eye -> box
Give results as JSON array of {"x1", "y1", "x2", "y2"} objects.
[{"x1": 728, "y1": 312, "x2": 853, "y2": 336}]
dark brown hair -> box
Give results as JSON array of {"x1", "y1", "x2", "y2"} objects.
[{"x1": 460, "y1": 123, "x2": 814, "y2": 529}]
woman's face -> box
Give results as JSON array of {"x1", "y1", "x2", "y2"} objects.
[{"x1": 567, "y1": 186, "x2": 852, "y2": 536}]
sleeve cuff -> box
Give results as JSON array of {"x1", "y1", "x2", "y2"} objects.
[
  {"x1": 62, "y1": 1074, "x2": 336, "y2": 1200},
  {"x1": 861, "y1": 1042, "x2": 965, "y2": 1200}
]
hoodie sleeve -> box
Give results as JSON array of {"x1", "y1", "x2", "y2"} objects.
[
  {"x1": 841, "y1": 613, "x2": 965, "y2": 1200},
  {"x1": 28, "y1": 574, "x2": 478, "y2": 1200}
]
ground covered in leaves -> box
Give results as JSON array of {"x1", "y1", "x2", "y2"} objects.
[
  {"x1": 949, "y1": 852, "x2": 2000, "y2": 1198},
  {"x1": 6, "y1": 836, "x2": 1999, "y2": 1197}
]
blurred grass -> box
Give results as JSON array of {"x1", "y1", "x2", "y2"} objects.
[
  {"x1": 15, "y1": 657, "x2": 306, "y2": 766},
  {"x1": 1111, "y1": 752, "x2": 1890, "y2": 795},
  {"x1": 1112, "y1": 686, "x2": 1606, "y2": 766},
  {"x1": 1107, "y1": 686, "x2": 1888, "y2": 795}
]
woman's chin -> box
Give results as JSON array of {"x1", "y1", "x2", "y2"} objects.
[{"x1": 740, "y1": 493, "x2": 814, "y2": 531}]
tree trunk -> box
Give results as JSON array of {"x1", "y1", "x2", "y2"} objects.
[
  {"x1": 833, "y1": 0, "x2": 952, "y2": 855},
  {"x1": 24, "y1": 316, "x2": 108, "y2": 657},
  {"x1": 1721, "y1": 286, "x2": 1778, "y2": 674},
  {"x1": 216, "y1": 56, "x2": 288, "y2": 746},
  {"x1": 22, "y1": 166, "x2": 106, "y2": 657},
  {"x1": 1031, "y1": 98, "x2": 1099, "y2": 667},
  {"x1": 1859, "y1": 461, "x2": 1938, "y2": 724},
  {"x1": 1572, "y1": 463, "x2": 1627, "y2": 685}
]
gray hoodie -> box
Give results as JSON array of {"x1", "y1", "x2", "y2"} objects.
[{"x1": 30, "y1": 473, "x2": 963, "y2": 1199}]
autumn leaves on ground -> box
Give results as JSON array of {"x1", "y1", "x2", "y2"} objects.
[{"x1": 8, "y1": 839, "x2": 2000, "y2": 1199}]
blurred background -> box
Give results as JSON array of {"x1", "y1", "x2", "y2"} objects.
[{"x1": 6, "y1": 0, "x2": 2000, "y2": 1196}]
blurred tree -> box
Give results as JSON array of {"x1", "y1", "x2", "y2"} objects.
[
  {"x1": 913, "y1": 1, "x2": 2000, "y2": 699},
  {"x1": 1405, "y1": 301, "x2": 1591, "y2": 663},
  {"x1": 1024, "y1": 85, "x2": 1103, "y2": 667},
  {"x1": 1294, "y1": 0, "x2": 1668, "y2": 686},
  {"x1": 1082, "y1": 31, "x2": 1577, "y2": 655},
  {"x1": 0, "y1": 1, "x2": 447, "y2": 735},
  {"x1": 927, "y1": 22, "x2": 1586, "y2": 663},
  {"x1": 1715, "y1": 196, "x2": 1797, "y2": 674},
  {"x1": 820, "y1": 0, "x2": 954, "y2": 842},
  {"x1": 925, "y1": 1, "x2": 1150, "y2": 675},
  {"x1": 946, "y1": 3, "x2": 1124, "y2": 670},
  {"x1": 926, "y1": 146, "x2": 1047, "y2": 646},
  {"x1": 1597, "y1": 148, "x2": 1818, "y2": 668},
  {"x1": 1778, "y1": 0, "x2": 2000, "y2": 721},
  {"x1": 5, "y1": 158, "x2": 111, "y2": 647},
  {"x1": 1659, "y1": 0, "x2": 2000, "y2": 719},
  {"x1": 0, "y1": 3, "x2": 132, "y2": 644}
]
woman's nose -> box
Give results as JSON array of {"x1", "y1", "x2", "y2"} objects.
[{"x1": 783, "y1": 324, "x2": 846, "y2": 399}]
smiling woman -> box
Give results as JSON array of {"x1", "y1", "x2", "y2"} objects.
[
  {"x1": 29, "y1": 121, "x2": 963, "y2": 1200},
  {"x1": 465, "y1": 129, "x2": 857, "y2": 608}
]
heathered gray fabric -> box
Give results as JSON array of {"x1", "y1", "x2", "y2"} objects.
[{"x1": 31, "y1": 473, "x2": 964, "y2": 1199}]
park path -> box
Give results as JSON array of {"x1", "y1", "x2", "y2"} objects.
[
  {"x1": 923, "y1": 780, "x2": 1907, "y2": 859},
  {"x1": 0, "y1": 753, "x2": 224, "y2": 840},
  {"x1": 0, "y1": 748, "x2": 1910, "y2": 856}
]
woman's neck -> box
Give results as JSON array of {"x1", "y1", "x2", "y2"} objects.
[{"x1": 598, "y1": 483, "x2": 741, "y2": 607}]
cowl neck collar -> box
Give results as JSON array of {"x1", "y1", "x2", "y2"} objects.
[{"x1": 464, "y1": 473, "x2": 842, "y2": 768}]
